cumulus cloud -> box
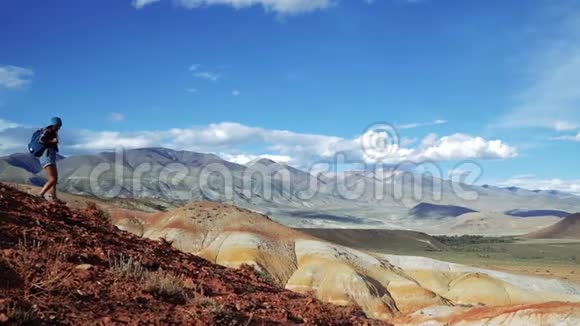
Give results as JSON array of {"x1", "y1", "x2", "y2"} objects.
[
  {"x1": 0, "y1": 119, "x2": 21, "y2": 132},
  {"x1": 132, "y1": 0, "x2": 161, "y2": 9},
  {"x1": 414, "y1": 133, "x2": 518, "y2": 161},
  {"x1": 0, "y1": 65, "x2": 34, "y2": 89},
  {"x1": 221, "y1": 153, "x2": 292, "y2": 165},
  {"x1": 69, "y1": 130, "x2": 160, "y2": 151},
  {"x1": 0, "y1": 121, "x2": 518, "y2": 166},
  {"x1": 497, "y1": 175, "x2": 580, "y2": 196},
  {"x1": 0, "y1": 120, "x2": 30, "y2": 154}
]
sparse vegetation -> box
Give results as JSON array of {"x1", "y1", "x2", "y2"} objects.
[
  {"x1": 109, "y1": 255, "x2": 188, "y2": 304},
  {"x1": 143, "y1": 269, "x2": 188, "y2": 303},
  {"x1": 109, "y1": 254, "x2": 146, "y2": 279},
  {"x1": 6, "y1": 303, "x2": 39, "y2": 326},
  {"x1": 7, "y1": 235, "x2": 72, "y2": 299},
  {"x1": 434, "y1": 235, "x2": 516, "y2": 246}
]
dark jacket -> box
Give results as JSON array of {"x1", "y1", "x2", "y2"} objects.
[{"x1": 40, "y1": 126, "x2": 59, "y2": 152}]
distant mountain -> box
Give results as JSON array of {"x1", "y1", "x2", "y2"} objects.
[
  {"x1": 423, "y1": 212, "x2": 561, "y2": 236},
  {"x1": 526, "y1": 213, "x2": 580, "y2": 239},
  {"x1": 505, "y1": 209, "x2": 571, "y2": 218},
  {"x1": 2, "y1": 147, "x2": 580, "y2": 230},
  {"x1": 0, "y1": 153, "x2": 59, "y2": 185},
  {"x1": 410, "y1": 203, "x2": 477, "y2": 219}
]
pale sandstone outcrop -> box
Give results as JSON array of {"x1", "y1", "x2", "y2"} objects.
[
  {"x1": 394, "y1": 302, "x2": 580, "y2": 325},
  {"x1": 114, "y1": 201, "x2": 580, "y2": 323}
]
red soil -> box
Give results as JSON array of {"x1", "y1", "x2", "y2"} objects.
[{"x1": 0, "y1": 184, "x2": 388, "y2": 325}]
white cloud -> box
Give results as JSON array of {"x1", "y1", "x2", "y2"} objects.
[
  {"x1": 0, "y1": 119, "x2": 21, "y2": 132},
  {"x1": 551, "y1": 132, "x2": 580, "y2": 142},
  {"x1": 0, "y1": 65, "x2": 34, "y2": 89},
  {"x1": 554, "y1": 121, "x2": 578, "y2": 131},
  {"x1": 109, "y1": 112, "x2": 125, "y2": 122},
  {"x1": 414, "y1": 133, "x2": 518, "y2": 161},
  {"x1": 0, "y1": 120, "x2": 30, "y2": 155},
  {"x1": 132, "y1": 0, "x2": 161, "y2": 9},
  {"x1": 497, "y1": 11, "x2": 580, "y2": 131},
  {"x1": 194, "y1": 71, "x2": 221, "y2": 82},
  {"x1": 69, "y1": 130, "x2": 159, "y2": 151},
  {"x1": 400, "y1": 137, "x2": 417, "y2": 147},
  {"x1": 497, "y1": 175, "x2": 580, "y2": 196},
  {"x1": 222, "y1": 153, "x2": 292, "y2": 165},
  {"x1": 232, "y1": 89, "x2": 241, "y2": 96},
  {"x1": 397, "y1": 119, "x2": 447, "y2": 130},
  {"x1": 174, "y1": 0, "x2": 335, "y2": 14},
  {"x1": 0, "y1": 121, "x2": 517, "y2": 166},
  {"x1": 188, "y1": 64, "x2": 221, "y2": 82}
]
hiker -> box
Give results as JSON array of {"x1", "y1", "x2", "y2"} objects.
[{"x1": 38, "y1": 117, "x2": 62, "y2": 200}]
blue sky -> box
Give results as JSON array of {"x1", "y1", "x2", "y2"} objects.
[{"x1": 1, "y1": 0, "x2": 579, "y2": 193}]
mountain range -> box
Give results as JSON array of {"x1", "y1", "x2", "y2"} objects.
[{"x1": 1, "y1": 148, "x2": 579, "y2": 233}]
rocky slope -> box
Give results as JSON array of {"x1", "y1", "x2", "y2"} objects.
[
  {"x1": 527, "y1": 213, "x2": 580, "y2": 239},
  {"x1": 3, "y1": 183, "x2": 580, "y2": 325},
  {"x1": 111, "y1": 198, "x2": 580, "y2": 323},
  {"x1": 0, "y1": 184, "x2": 385, "y2": 325}
]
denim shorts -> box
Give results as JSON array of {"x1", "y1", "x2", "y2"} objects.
[{"x1": 39, "y1": 148, "x2": 57, "y2": 168}]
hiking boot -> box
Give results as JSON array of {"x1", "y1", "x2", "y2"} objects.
[{"x1": 52, "y1": 198, "x2": 66, "y2": 205}]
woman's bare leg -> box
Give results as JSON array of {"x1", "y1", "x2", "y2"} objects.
[
  {"x1": 40, "y1": 165, "x2": 58, "y2": 198},
  {"x1": 49, "y1": 166, "x2": 58, "y2": 199}
]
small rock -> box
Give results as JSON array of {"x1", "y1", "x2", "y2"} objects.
[
  {"x1": 183, "y1": 278, "x2": 195, "y2": 289},
  {"x1": 75, "y1": 264, "x2": 93, "y2": 271},
  {"x1": 94, "y1": 247, "x2": 107, "y2": 260}
]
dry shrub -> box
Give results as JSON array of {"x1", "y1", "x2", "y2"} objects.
[
  {"x1": 108, "y1": 256, "x2": 188, "y2": 304},
  {"x1": 9, "y1": 235, "x2": 72, "y2": 299},
  {"x1": 6, "y1": 303, "x2": 39, "y2": 326},
  {"x1": 143, "y1": 269, "x2": 188, "y2": 304},
  {"x1": 109, "y1": 254, "x2": 146, "y2": 280}
]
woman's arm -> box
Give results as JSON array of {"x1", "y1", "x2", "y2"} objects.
[{"x1": 40, "y1": 129, "x2": 58, "y2": 144}]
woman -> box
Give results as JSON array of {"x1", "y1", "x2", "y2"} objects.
[{"x1": 39, "y1": 117, "x2": 62, "y2": 201}]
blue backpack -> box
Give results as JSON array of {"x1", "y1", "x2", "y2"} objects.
[{"x1": 28, "y1": 129, "x2": 46, "y2": 157}]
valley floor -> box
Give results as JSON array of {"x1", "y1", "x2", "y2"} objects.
[{"x1": 298, "y1": 228, "x2": 580, "y2": 285}]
